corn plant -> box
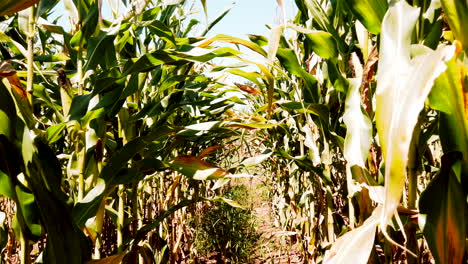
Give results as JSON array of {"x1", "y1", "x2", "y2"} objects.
[
  {"x1": 0, "y1": 0, "x2": 467, "y2": 263},
  {"x1": 227, "y1": 0, "x2": 468, "y2": 263},
  {"x1": 0, "y1": 0, "x2": 277, "y2": 263}
]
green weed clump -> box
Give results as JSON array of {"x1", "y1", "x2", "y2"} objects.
[{"x1": 194, "y1": 185, "x2": 260, "y2": 263}]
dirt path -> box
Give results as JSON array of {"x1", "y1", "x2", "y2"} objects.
[
  {"x1": 194, "y1": 179, "x2": 303, "y2": 264},
  {"x1": 248, "y1": 179, "x2": 302, "y2": 264}
]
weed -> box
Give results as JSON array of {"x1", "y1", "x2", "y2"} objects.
[{"x1": 193, "y1": 185, "x2": 260, "y2": 263}]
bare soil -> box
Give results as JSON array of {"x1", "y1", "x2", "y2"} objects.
[{"x1": 249, "y1": 179, "x2": 302, "y2": 264}]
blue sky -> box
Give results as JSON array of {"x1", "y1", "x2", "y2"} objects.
[
  {"x1": 197, "y1": 0, "x2": 279, "y2": 38},
  {"x1": 52, "y1": 0, "x2": 288, "y2": 38}
]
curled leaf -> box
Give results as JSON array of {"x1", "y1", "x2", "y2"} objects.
[
  {"x1": 235, "y1": 83, "x2": 262, "y2": 95},
  {"x1": 170, "y1": 155, "x2": 229, "y2": 180},
  {"x1": 375, "y1": 1, "x2": 455, "y2": 229},
  {"x1": 198, "y1": 145, "x2": 222, "y2": 158},
  {"x1": 324, "y1": 206, "x2": 382, "y2": 264},
  {"x1": 0, "y1": 0, "x2": 40, "y2": 16},
  {"x1": 343, "y1": 79, "x2": 372, "y2": 168}
]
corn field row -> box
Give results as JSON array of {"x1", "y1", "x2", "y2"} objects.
[{"x1": 0, "y1": 0, "x2": 466, "y2": 263}]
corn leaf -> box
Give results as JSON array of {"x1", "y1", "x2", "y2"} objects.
[
  {"x1": 241, "y1": 149, "x2": 273, "y2": 167},
  {"x1": 45, "y1": 123, "x2": 67, "y2": 144},
  {"x1": 375, "y1": 0, "x2": 455, "y2": 229},
  {"x1": 170, "y1": 155, "x2": 229, "y2": 180},
  {"x1": 419, "y1": 152, "x2": 466, "y2": 264},
  {"x1": 323, "y1": 206, "x2": 381, "y2": 264},
  {"x1": 343, "y1": 79, "x2": 372, "y2": 168},
  {"x1": 25, "y1": 137, "x2": 91, "y2": 263},
  {"x1": 0, "y1": 80, "x2": 17, "y2": 140},
  {"x1": 304, "y1": 31, "x2": 338, "y2": 59},
  {"x1": 429, "y1": 54, "x2": 468, "y2": 184},
  {"x1": 276, "y1": 48, "x2": 319, "y2": 103},
  {"x1": 0, "y1": 62, "x2": 35, "y2": 128},
  {"x1": 247, "y1": 34, "x2": 268, "y2": 47},
  {"x1": 72, "y1": 179, "x2": 106, "y2": 228},
  {"x1": 440, "y1": 0, "x2": 468, "y2": 50},
  {"x1": 226, "y1": 122, "x2": 278, "y2": 130},
  {"x1": 0, "y1": 170, "x2": 14, "y2": 199},
  {"x1": 199, "y1": 34, "x2": 267, "y2": 57},
  {"x1": 346, "y1": 0, "x2": 387, "y2": 35},
  {"x1": 0, "y1": 0, "x2": 40, "y2": 16}
]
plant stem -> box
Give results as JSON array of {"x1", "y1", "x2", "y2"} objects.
[
  {"x1": 117, "y1": 112, "x2": 125, "y2": 252},
  {"x1": 117, "y1": 185, "x2": 125, "y2": 252},
  {"x1": 77, "y1": 131, "x2": 86, "y2": 201},
  {"x1": 117, "y1": 107, "x2": 132, "y2": 252},
  {"x1": 26, "y1": 6, "x2": 36, "y2": 105},
  {"x1": 346, "y1": 165, "x2": 355, "y2": 228},
  {"x1": 77, "y1": 48, "x2": 84, "y2": 95},
  {"x1": 407, "y1": 123, "x2": 421, "y2": 263},
  {"x1": 326, "y1": 186, "x2": 334, "y2": 243},
  {"x1": 19, "y1": 232, "x2": 30, "y2": 264}
]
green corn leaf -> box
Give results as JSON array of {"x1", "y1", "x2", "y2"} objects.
[
  {"x1": 247, "y1": 34, "x2": 268, "y2": 47},
  {"x1": 200, "y1": 0, "x2": 208, "y2": 22},
  {"x1": 36, "y1": 0, "x2": 60, "y2": 17},
  {"x1": 68, "y1": 94, "x2": 93, "y2": 121},
  {"x1": 33, "y1": 53, "x2": 70, "y2": 62},
  {"x1": 278, "y1": 102, "x2": 329, "y2": 130},
  {"x1": 0, "y1": 136, "x2": 39, "y2": 240},
  {"x1": 106, "y1": 168, "x2": 145, "y2": 186},
  {"x1": 287, "y1": 25, "x2": 338, "y2": 59},
  {"x1": 79, "y1": 1, "x2": 99, "y2": 41},
  {"x1": 346, "y1": 0, "x2": 388, "y2": 35},
  {"x1": 170, "y1": 155, "x2": 229, "y2": 180},
  {"x1": 419, "y1": 152, "x2": 466, "y2": 264},
  {"x1": 133, "y1": 199, "x2": 198, "y2": 245},
  {"x1": 303, "y1": 0, "x2": 329, "y2": 32},
  {"x1": 429, "y1": 55, "x2": 468, "y2": 187},
  {"x1": 123, "y1": 46, "x2": 240, "y2": 75},
  {"x1": 99, "y1": 138, "x2": 147, "y2": 183},
  {"x1": 440, "y1": 0, "x2": 468, "y2": 50},
  {"x1": 301, "y1": 0, "x2": 345, "y2": 51},
  {"x1": 304, "y1": 31, "x2": 338, "y2": 59},
  {"x1": 177, "y1": 121, "x2": 223, "y2": 138},
  {"x1": 99, "y1": 126, "x2": 173, "y2": 184},
  {"x1": 276, "y1": 48, "x2": 319, "y2": 103},
  {"x1": 17, "y1": 9, "x2": 30, "y2": 36},
  {"x1": 148, "y1": 20, "x2": 177, "y2": 47},
  {"x1": 15, "y1": 186, "x2": 42, "y2": 237},
  {"x1": 45, "y1": 123, "x2": 67, "y2": 144},
  {"x1": 199, "y1": 34, "x2": 267, "y2": 57},
  {"x1": 73, "y1": 178, "x2": 106, "y2": 228},
  {"x1": 224, "y1": 69, "x2": 264, "y2": 87},
  {"x1": 375, "y1": 1, "x2": 455, "y2": 229},
  {"x1": 0, "y1": 170, "x2": 14, "y2": 199},
  {"x1": 226, "y1": 122, "x2": 277, "y2": 130},
  {"x1": 85, "y1": 29, "x2": 118, "y2": 71},
  {"x1": 202, "y1": 2, "x2": 235, "y2": 36},
  {"x1": 0, "y1": 81, "x2": 17, "y2": 140},
  {"x1": 24, "y1": 136, "x2": 91, "y2": 263},
  {"x1": 159, "y1": 75, "x2": 210, "y2": 92},
  {"x1": 208, "y1": 197, "x2": 243, "y2": 209}
]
